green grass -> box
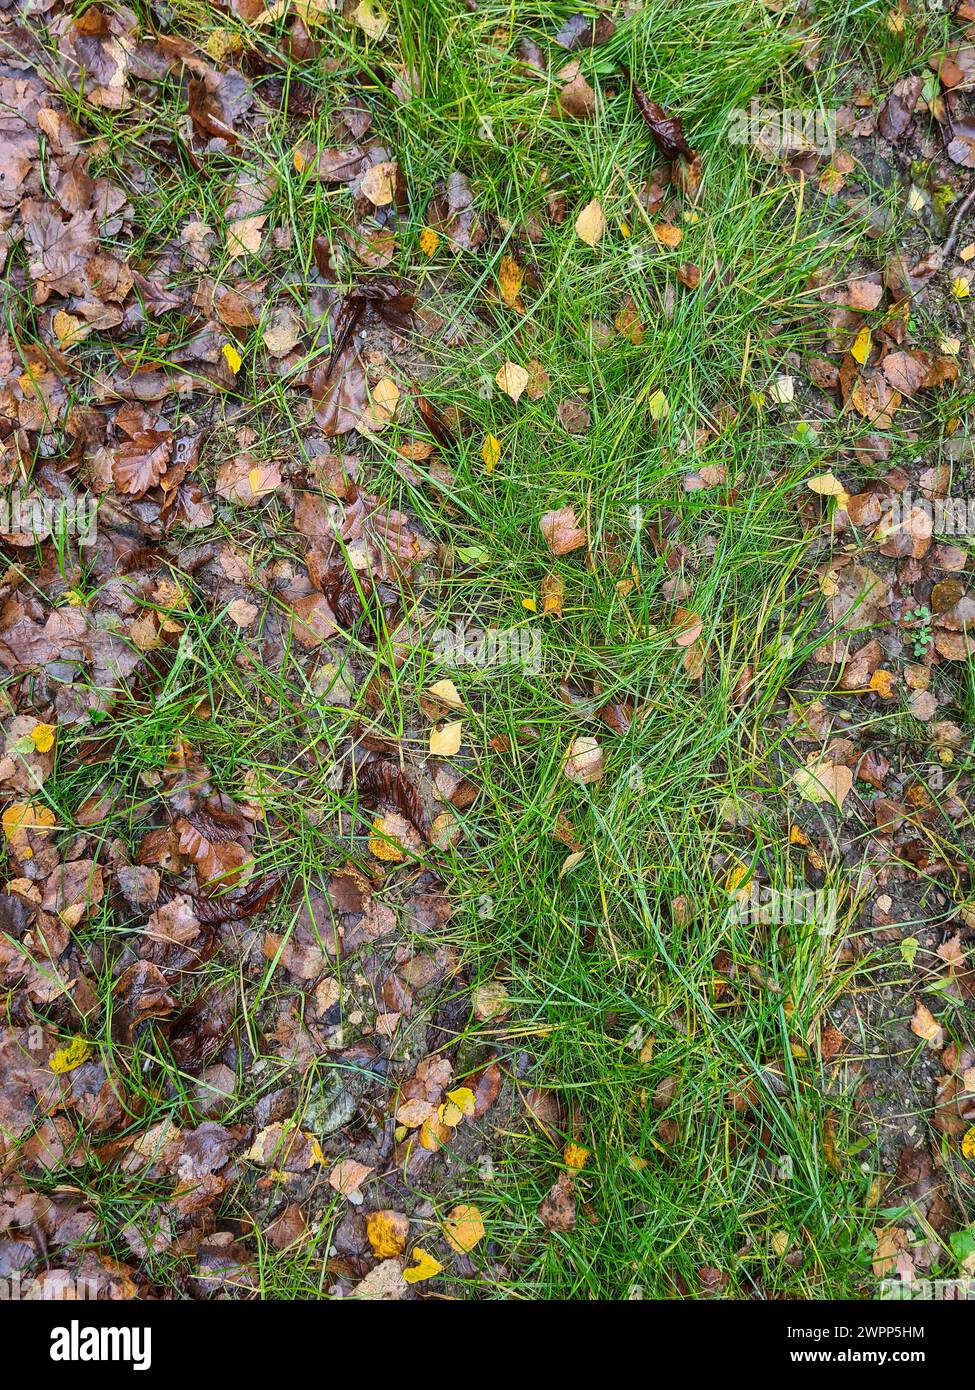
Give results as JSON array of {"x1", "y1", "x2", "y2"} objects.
[{"x1": 7, "y1": 0, "x2": 975, "y2": 1300}]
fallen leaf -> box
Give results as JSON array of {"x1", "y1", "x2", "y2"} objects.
[
  {"x1": 538, "y1": 1172, "x2": 576, "y2": 1231},
  {"x1": 31, "y1": 723, "x2": 56, "y2": 753},
  {"x1": 426, "y1": 678, "x2": 464, "y2": 711},
  {"x1": 495, "y1": 362, "x2": 530, "y2": 402},
  {"x1": 329, "y1": 1158, "x2": 374, "y2": 1197},
  {"x1": 49, "y1": 1036, "x2": 91, "y2": 1074},
  {"x1": 403, "y1": 1247, "x2": 442, "y2": 1283},
  {"x1": 910, "y1": 1002, "x2": 944, "y2": 1048},
  {"x1": 360, "y1": 160, "x2": 398, "y2": 206},
  {"x1": 365, "y1": 1209, "x2": 409, "y2": 1258},
  {"x1": 540, "y1": 505, "x2": 587, "y2": 556},
  {"x1": 498, "y1": 254, "x2": 524, "y2": 308},
  {"x1": 563, "y1": 735, "x2": 604, "y2": 784},
  {"x1": 442, "y1": 1204, "x2": 484, "y2": 1253},
  {"x1": 482, "y1": 434, "x2": 501, "y2": 472},
  {"x1": 352, "y1": 0, "x2": 390, "y2": 40},
  {"x1": 793, "y1": 755, "x2": 853, "y2": 808},
  {"x1": 430, "y1": 721, "x2": 462, "y2": 756},
  {"x1": 574, "y1": 198, "x2": 606, "y2": 247}
]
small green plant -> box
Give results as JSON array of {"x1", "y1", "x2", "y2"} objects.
[{"x1": 906, "y1": 605, "x2": 932, "y2": 658}]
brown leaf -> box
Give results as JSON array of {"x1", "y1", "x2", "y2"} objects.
[
  {"x1": 559, "y1": 71, "x2": 596, "y2": 119},
  {"x1": 624, "y1": 69, "x2": 693, "y2": 160},
  {"x1": 563, "y1": 735, "x2": 604, "y2": 784},
  {"x1": 538, "y1": 1172, "x2": 576, "y2": 1232},
  {"x1": 910, "y1": 1002, "x2": 944, "y2": 1048},
  {"x1": 113, "y1": 962, "x2": 176, "y2": 1043},
  {"x1": 540, "y1": 505, "x2": 587, "y2": 556},
  {"x1": 877, "y1": 75, "x2": 922, "y2": 141},
  {"x1": 112, "y1": 430, "x2": 172, "y2": 496},
  {"x1": 554, "y1": 13, "x2": 615, "y2": 48}
]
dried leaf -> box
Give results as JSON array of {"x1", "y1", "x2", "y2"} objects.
[{"x1": 574, "y1": 198, "x2": 606, "y2": 247}]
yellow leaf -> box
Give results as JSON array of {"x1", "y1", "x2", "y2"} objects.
[
  {"x1": 498, "y1": 254, "x2": 523, "y2": 308},
  {"x1": 426, "y1": 678, "x2": 464, "y2": 711},
  {"x1": 574, "y1": 198, "x2": 605, "y2": 247},
  {"x1": 648, "y1": 388, "x2": 669, "y2": 422},
  {"x1": 204, "y1": 26, "x2": 242, "y2": 61},
  {"x1": 541, "y1": 572, "x2": 564, "y2": 616},
  {"x1": 951, "y1": 276, "x2": 970, "y2": 299},
  {"x1": 419, "y1": 227, "x2": 439, "y2": 257},
  {"x1": 253, "y1": 0, "x2": 331, "y2": 25},
  {"x1": 403, "y1": 1247, "x2": 443, "y2": 1283},
  {"x1": 419, "y1": 1114, "x2": 450, "y2": 1151},
  {"x1": 373, "y1": 376, "x2": 400, "y2": 413},
  {"x1": 247, "y1": 465, "x2": 279, "y2": 496},
  {"x1": 652, "y1": 221, "x2": 683, "y2": 249},
  {"x1": 807, "y1": 471, "x2": 846, "y2": 497},
  {"x1": 2, "y1": 800, "x2": 57, "y2": 849},
  {"x1": 49, "y1": 1036, "x2": 91, "y2": 1074},
  {"x1": 442, "y1": 1203, "x2": 484, "y2": 1253},
  {"x1": 30, "y1": 723, "x2": 56, "y2": 753},
  {"x1": 962, "y1": 1126, "x2": 975, "y2": 1159},
  {"x1": 438, "y1": 1086, "x2": 476, "y2": 1127},
  {"x1": 563, "y1": 1141, "x2": 589, "y2": 1170},
  {"x1": 521, "y1": 596, "x2": 537, "y2": 612},
  {"x1": 870, "y1": 669, "x2": 896, "y2": 699},
  {"x1": 430, "y1": 721, "x2": 462, "y2": 757},
  {"x1": 368, "y1": 815, "x2": 406, "y2": 862},
  {"x1": 352, "y1": 0, "x2": 389, "y2": 39},
  {"x1": 495, "y1": 362, "x2": 530, "y2": 403},
  {"x1": 52, "y1": 310, "x2": 83, "y2": 346},
  {"x1": 850, "y1": 327, "x2": 872, "y2": 364},
  {"x1": 793, "y1": 755, "x2": 853, "y2": 808},
  {"x1": 482, "y1": 434, "x2": 501, "y2": 473},
  {"x1": 807, "y1": 472, "x2": 849, "y2": 508},
  {"x1": 222, "y1": 343, "x2": 243, "y2": 375},
  {"x1": 365, "y1": 1209, "x2": 409, "y2": 1258}
]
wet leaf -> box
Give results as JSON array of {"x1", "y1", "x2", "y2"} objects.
[
  {"x1": 366, "y1": 1209, "x2": 409, "y2": 1258},
  {"x1": 49, "y1": 1036, "x2": 92, "y2": 1074},
  {"x1": 442, "y1": 1204, "x2": 484, "y2": 1253},
  {"x1": 403, "y1": 1247, "x2": 442, "y2": 1283},
  {"x1": 563, "y1": 735, "x2": 604, "y2": 784}
]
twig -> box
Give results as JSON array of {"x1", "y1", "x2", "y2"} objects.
[{"x1": 942, "y1": 178, "x2": 975, "y2": 260}]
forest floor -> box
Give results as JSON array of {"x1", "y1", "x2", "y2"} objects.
[{"x1": 2, "y1": 0, "x2": 975, "y2": 1300}]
